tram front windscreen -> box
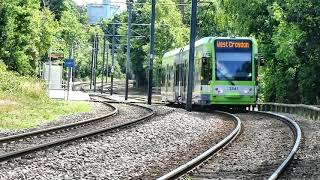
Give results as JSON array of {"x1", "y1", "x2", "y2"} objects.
[{"x1": 214, "y1": 39, "x2": 253, "y2": 81}]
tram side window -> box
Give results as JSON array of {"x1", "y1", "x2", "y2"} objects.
[
  {"x1": 161, "y1": 67, "x2": 165, "y2": 86},
  {"x1": 168, "y1": 66, "x2": 172, "y2": 87},
  {"x1": 201, "y1": 56, "x2": 212, "y2": 85},
  {"x1": 181, "y1": 64, "x2": 185, "y2": 86},
  {"x1": 174, "y1": 64, "x2": 184, "y2": 86},
  {"x1": 175, "y1": 65, "x2": 178, "y2": 86},
  {"x1": 183, "y1": 63, "x2": 186, "y2": 90}
]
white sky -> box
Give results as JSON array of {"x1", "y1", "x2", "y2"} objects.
[
  {"x1": 73, "y1": 0, "x2": 126, "y2": 6},
  {"x1": 73, "y1": 0, "x2": 101, "y2": 6},
  {"x1": 73, "y1": 0, "x2": 127, "y2": 11}
]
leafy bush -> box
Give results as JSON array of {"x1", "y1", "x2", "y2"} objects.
[
  {"x1": 0, "y1": 60, "x2": 48, "y2": 101},
  {"x1": 0, "y1": 60, "x2": 91, "y2": 130}
]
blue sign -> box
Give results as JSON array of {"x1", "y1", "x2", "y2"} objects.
[{"x1": 64, "y1": 59, "x2": 74, "y2": 68}]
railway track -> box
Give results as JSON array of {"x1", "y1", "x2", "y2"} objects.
[
  {"x1": 158, "y1": 111, "x2": 301, "y2": 180},
  {"x1": 81, "y1": 82, "x2": 301, "y2": 179},
  {"x1": 76, "y1": 81, "x2": 134, "y2": 94},
  {"x1": 0, "y1": 98, "x2": 155, "y2": 162},
  {"x1": 78, "y1": 82, "x2": 163, "y2": 104}
]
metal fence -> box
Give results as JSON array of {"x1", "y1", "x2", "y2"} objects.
[{"x1": 257, "y1": 103, "x2": 320, "y2": 121}]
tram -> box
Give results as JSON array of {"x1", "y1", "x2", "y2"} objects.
[{"x1": 161, "y1": 37, "x2": 260, "y2": 108}]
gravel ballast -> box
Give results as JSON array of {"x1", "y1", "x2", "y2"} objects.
[
  {"x1": 0, "y1": 103, "x2": 150, "y2": 154},
  {"x1": 185, "y1": 113, "x2": 295, "y2": 179},
  {"x1": 278, "y1": 113, "x2": 320, "y2": 179},
  {"x1": 0, "y1": 102, "x2": 113, "y2": 138},
  {"x1": 0, "y1": 105, "x2": 234, "y2": 179}
]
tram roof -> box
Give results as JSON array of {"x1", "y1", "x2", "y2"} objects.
[{"x1": 163, "y1": 36, "x2": 254, "y2": 58}]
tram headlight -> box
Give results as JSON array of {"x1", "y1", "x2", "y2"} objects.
[
  {"x1": 215, "y1": 88, "x2": 224, "y2": 94},
  {"x1": 244, "y1": 88, "x2": 252, "y2": 94}
]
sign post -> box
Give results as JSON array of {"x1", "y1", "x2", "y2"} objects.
[
  {"x1": 64, "y1": 59, "x2": 75, "y2": 68},
  {"x1": 64, "y1": 58, "x2": 74, "y2": 101}
]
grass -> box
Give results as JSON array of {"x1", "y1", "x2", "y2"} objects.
[
  {"x1": 0, "y1": 99, "x2": 90, "y2": 130},
  {"x1": 0, "y1": 61, "x2": 91, "y2": 130}
]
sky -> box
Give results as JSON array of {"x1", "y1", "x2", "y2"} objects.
[
  {"x1": 73, "y1": 0, "x2": 102, "y2": 6},
  {"x1": 72, "y1": 0, "x2": 127, "y2": 11},
  {"x1": 72, "y1": 0, "x2": 126, "y2": 6}
]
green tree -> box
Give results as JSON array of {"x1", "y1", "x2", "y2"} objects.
[
  {"x1": 214, "y1": 0, "x2": 320, "y2": 104},
  {"x1": 0, "y1": 0, "x2": 43, "y2": 75}
]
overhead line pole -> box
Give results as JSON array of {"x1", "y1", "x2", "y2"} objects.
[
  {"x1": 106, "y1": 40, "x2": 109, "y2": 84},
  {"x1": 110, "y1": 22, "x2": 116, "y2": 95},
  {"x1": 147, "y1": 0, "x2": 156, "y2": 105},
  {"x1": 94, "y1": 35, "x2": 99, "y2": 92},
  {"x1": 186, "y1": 0, "x2": 197, "y2": 112},
  {"x1": 101, "y1": 31, "x2": 107, "y2": 94},
  {"x1": 125, "y1": 1, "x2": 132, "y2": 101},
  {"x1": 90, "y1": 35, "x2": 95, "y2": 90}
]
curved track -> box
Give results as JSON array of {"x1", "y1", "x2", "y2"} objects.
[
  {"x1": 158, "y1": 111, "x2": 301, "y2": 180},
  {"x1": 158, "y1": 111, "x2": 241, "y2": 179},
  {"x1": 77, "y1": 82, "x2": 163, "y2": 104},
  {"x1": 0, "y1": 99, "x2": 155, "y2": 162}
]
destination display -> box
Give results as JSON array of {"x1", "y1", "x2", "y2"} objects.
[{"x1": 215, "y1": 39, "x2": 252, "y2": 52}]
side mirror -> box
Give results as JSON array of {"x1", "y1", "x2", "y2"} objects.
[
  {"x1": 201, "y1": 57, "x2": 209, "y2": 65},
  {"x1": 256, "y1": 54, "x2": 265, "y2": 66}
]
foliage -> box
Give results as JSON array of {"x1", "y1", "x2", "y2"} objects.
[
  {"x1": 0, "y1": 61, "x2": 90, "y2": 130},
  {"x1": 208, "y1": 0, "x2": 320, "y2": 104},
  {"x1": 0, "y1": 0, "x2": 41, "y2": 75},
  {"x1": 1, "y1": 0, "x2": 320, "y2": 105},
  {"x1": 0, "y1": 0, "x2": 105, "y2": 79}
]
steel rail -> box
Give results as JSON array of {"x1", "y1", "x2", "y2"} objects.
[
  {"x1": 93, "y1": 99, "x2": 165, "y2": 105},
  {"x1": 0, "y1": 102, "x2": 155, "y2": 162},
  {"x1": 0, "y1": 102, "x2": 117, "y2": 144},
  {"x1": 254, "y1": 111, "x2": 302, "y2": 180},
  {"x1": 79, "y1": 81, "x2": 132, "y2": 94},
  {"x1": 158, "y1": 111, "x2": 301, "y2": 180},
  {"x1": 157, "y1": 111, "x2": 242, "y2": 180},
  {"x1": 100, "y1": 95, "x2": 164, "y2": 105}
]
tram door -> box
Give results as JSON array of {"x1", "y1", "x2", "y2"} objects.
[
  {"x1": 174, "y1": 63, "x2": 185, "y2": 102},
  {"x1": 165, "y1": 65, "x2": 168, "y2": 95}
]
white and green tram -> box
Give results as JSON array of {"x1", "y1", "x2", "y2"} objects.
[{"x1": 161, "y1": 37, "x2": 259, "y2": 108}]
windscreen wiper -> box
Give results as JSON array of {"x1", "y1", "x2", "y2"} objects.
[{"x1": 216, "y1": 68, "x2": 235, "y2": 86}]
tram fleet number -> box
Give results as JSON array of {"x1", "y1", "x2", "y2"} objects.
[{"x1": 229, "y1": 87, "x2": 239, "y2": 91}]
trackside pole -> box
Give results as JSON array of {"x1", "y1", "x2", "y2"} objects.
[
  {"x1": 48, "y1": 47, "x2": 52, "y2": 91},
  {"x1": 186, "y1": 0, "x2": 197, "y2": 112},
  {"x1": 125, "y1": 1, "x2": 132, "y2": 101},
  {"x1": 94, "y1": 36, "x2": 98, "y2": 92},
  {"x1": 101, "y1": 32, "x2": 107, "y2": 94},
  {"x1": 67, "y1": 44, "x2": 74, "y2": 101},
  {"x1": 90, "y1": 35, "x2": 95, "y2": 90},
  {"x1": 106, "y1": 42, "x2": 109, "y2": 84},
  {"x1": 111, "y1": 22, "x2": 115, "y2": 95},
  {"x1": 147, "y1": 0, "x2": 156, "y2": 105}
]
